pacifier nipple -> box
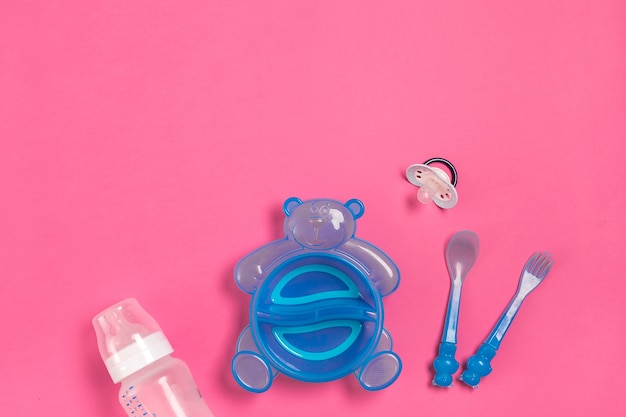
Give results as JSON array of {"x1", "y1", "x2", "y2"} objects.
[{"x1": 417, "y1": 185, "x2": 434, "y2": 204}]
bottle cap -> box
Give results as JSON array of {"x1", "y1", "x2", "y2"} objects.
[{"x1": 93, "y1": 298, "x2": 174, "y2": 383}]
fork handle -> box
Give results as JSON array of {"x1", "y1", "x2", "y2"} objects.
[
  {"x1": 460, "y1": 343, "x2": 497, "y2": 388},
  {"x1": 460, "y1": 293, "x2": 524, "y2": 388},
  {"x1": 433, "y1": 342, "x2": 459, "y2": 387}
]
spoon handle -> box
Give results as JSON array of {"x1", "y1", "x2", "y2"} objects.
[
  {"x1": 460, "y1": 292, "x2": 526, "y2": 387},
  {"x1": 432, "y1": 281, "x2": 462, "y2": 387},
  {"x1": 433, "y1": 341, "x2": 459, "y2": 387}
]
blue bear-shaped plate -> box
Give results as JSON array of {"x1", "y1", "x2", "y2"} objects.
[{"x1": 232, "y1": 198, "x2": 401, "y2": 392}]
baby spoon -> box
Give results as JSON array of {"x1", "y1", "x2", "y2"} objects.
[{"x1": 432, "y1": 230, "x2": 480, "y2": 387}]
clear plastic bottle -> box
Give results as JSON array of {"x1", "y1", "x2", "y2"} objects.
[{"x1": 93, "y1": 298, "x2": 215, "y2": 417}]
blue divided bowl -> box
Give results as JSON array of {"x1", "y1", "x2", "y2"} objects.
[{"x1": 250, "y1": 253, "x2": 383, "y2": 382}]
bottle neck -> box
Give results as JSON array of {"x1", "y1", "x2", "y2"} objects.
[
  {"x1": 119, "y1": 355, "x2": 180, "y2": 385},
  {"x1": 106, "y1": 331, "x2": 174, "y2": 383}
]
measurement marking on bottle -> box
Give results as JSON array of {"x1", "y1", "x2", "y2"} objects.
[{"x1": 122, "y1": 386, "x2": 156, "y2": 417}]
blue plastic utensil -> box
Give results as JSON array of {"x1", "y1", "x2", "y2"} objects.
[
  {"x1": 432, "y1": 230, "x2": 480, "y2": 387},
  {"x1": 460, "y1": 251, "x2": 554, "y2": 388}
]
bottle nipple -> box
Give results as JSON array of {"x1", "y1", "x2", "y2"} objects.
[{"x1": 93, "y1": 298, "x2": 173, "y2": 383}]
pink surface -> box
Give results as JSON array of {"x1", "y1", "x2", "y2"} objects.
[{"x1": 1, "y1": 1, "x2": 625, "y2": 416}]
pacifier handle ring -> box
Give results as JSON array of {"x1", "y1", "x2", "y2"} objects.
[{"x1": 424, "y1": 158, "x2": 457, "y2": 187}]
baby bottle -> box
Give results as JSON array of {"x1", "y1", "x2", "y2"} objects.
[{"x1": 93, "y1": 298, "x2": 215, "y2": 417}]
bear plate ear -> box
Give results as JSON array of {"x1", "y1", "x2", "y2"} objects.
[
  {"x1": 345, "y1": 199, "x2": 364, "y2": 219},
  {"x1": 283, "y1": 197, "x2": 303, "y2": 216}
]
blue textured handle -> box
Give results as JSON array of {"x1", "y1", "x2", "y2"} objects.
[
  {"x1": 432, "y1": 342, "x2": 459, "y2": 387},
  {"x1": 460, "y1": 343, "x2": 497, "y2": 387}
]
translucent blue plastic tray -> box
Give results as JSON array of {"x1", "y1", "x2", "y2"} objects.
[{"x1": 231, "y1": 198, "x2": 401, "y2": 392}]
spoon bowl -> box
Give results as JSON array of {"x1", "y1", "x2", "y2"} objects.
[{"x1": 446, "y1": 230, "x2": 480, "y2": 282}]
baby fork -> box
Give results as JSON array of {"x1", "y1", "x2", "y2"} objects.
[{"x1": 460, "y1": 251, "x2": 554, "y2": 387}]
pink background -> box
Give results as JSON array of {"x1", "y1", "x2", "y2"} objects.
[{"x1": 1, "y1": 1, "x2": 625, "y2": 416}]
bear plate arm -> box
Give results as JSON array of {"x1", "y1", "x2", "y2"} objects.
[
  {"x1": 339, "y1": 238, "x2": 400, "y2": 296},
  {"x1": 235, "y1": 239, "x2": 303, "y2": 293}
]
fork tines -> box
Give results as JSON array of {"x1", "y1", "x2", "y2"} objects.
[{"x1": 526, "y1": 251, "x2": 554, "y2": 279}]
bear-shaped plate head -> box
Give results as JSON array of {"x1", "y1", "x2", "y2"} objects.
[{"x1": 283, "y1": 197, "x2": 364, "y2": 250}]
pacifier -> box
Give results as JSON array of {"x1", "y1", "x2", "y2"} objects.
[{"x1": 406, "y1": 158, "x2": 458, "y2": 209}]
